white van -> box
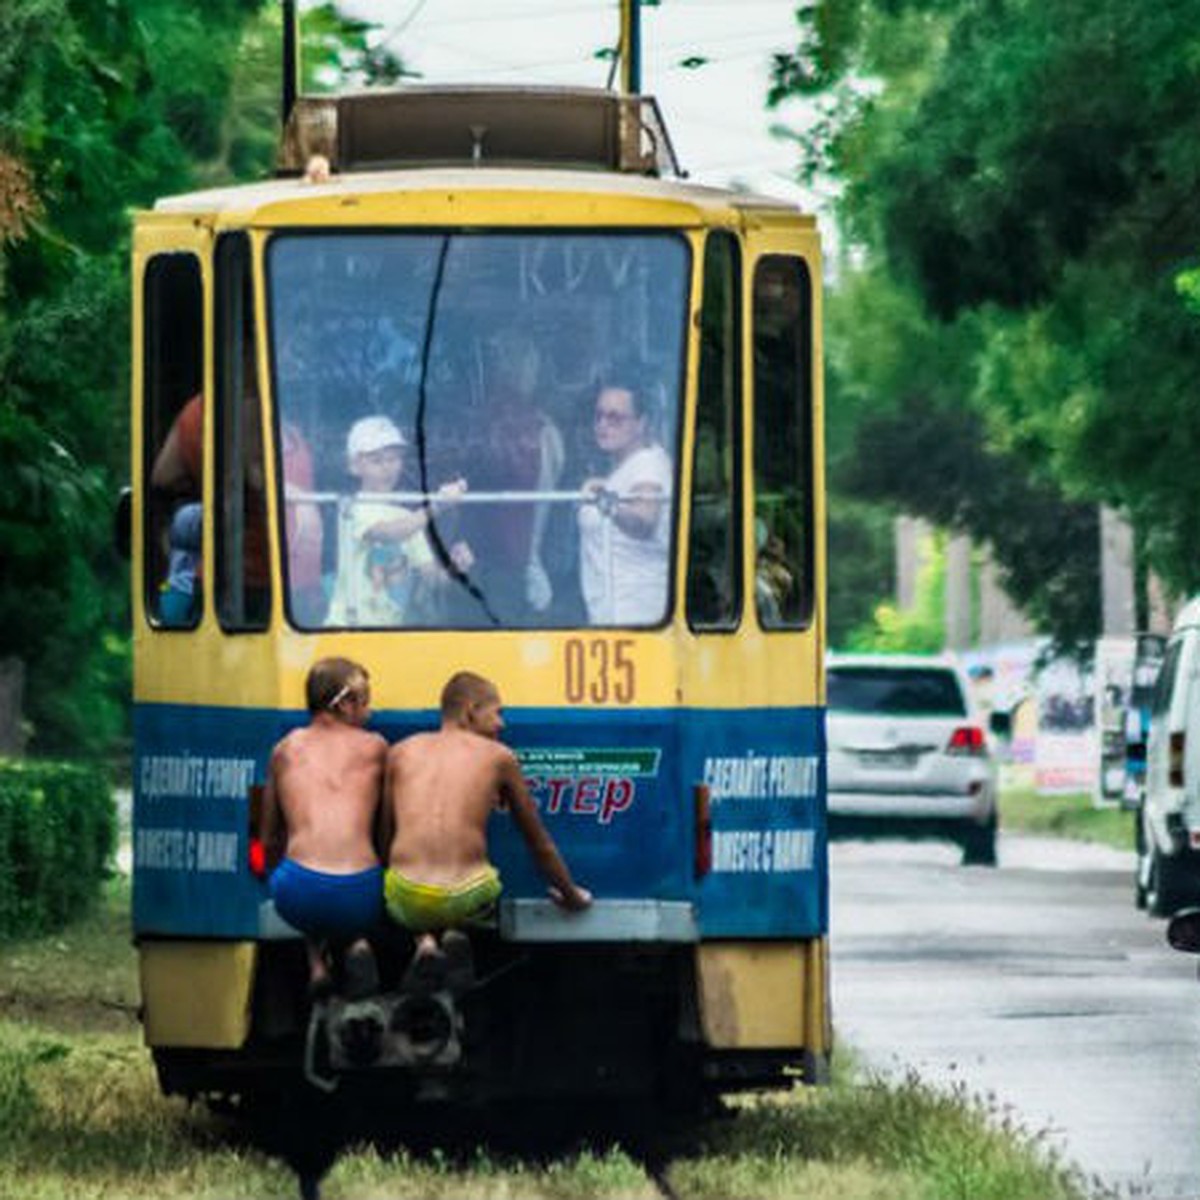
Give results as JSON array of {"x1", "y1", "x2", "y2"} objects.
[{"x1": 1138, "y1": 597, "x2": 1200, "y2": 915}]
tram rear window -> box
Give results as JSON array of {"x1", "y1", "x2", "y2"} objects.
[{"x1": 267, "y1": 232, "x2": 689, "y2": 631}]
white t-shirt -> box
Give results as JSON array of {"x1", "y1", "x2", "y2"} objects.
[
  {"x1": 327, "y1": 498, "x2": 434, "y2": 627},
  {"x1": 578, "y1": 444, "x2": 672, "y2": 625}
]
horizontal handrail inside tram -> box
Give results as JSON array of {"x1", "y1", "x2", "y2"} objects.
[
  {"x1": 286, "y1": 488, "x2": 654, "y2": 507},
  {"x1": 295, "y1": 486, "x2": 666, "y2": 625}
]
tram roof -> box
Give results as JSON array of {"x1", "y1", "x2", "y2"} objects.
[
  {"x1": 151, "y1": 87, "x2": 814, "y2": 227},
  {"x1": 151, "y1": 166, "x2": 812, "y2": 226}
]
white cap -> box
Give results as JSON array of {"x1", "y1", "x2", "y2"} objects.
[{"x1": 347, "y1": 415, "x2": 406, "y2": 458}]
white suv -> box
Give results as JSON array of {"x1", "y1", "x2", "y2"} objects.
[
  {"x1": 826, "y1": 652, "x2": 998, "y2": 865},
  {"x1": 1138, "y1": 598, "x2": 1200, "y2": 915}
]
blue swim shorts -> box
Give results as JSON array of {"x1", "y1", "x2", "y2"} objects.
[{"x1": 269, "y1": 859, "x2": 384, "y2": 941}]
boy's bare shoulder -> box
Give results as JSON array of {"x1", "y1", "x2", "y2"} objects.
[
  {"x1": 388, "y1": 730, "x2": 435, "y2": 760},
  {"x1": 353, "y1": 728, "x2": 389, "y2": 759},
  {"x1": 272, "y1": 726, "x2": 308, "y2": 761}
]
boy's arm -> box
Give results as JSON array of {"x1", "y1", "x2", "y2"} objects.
[
  {"x1": 371, "y1": 480, "x2": 467, "y2": 544},
  {"x1": 260, "y1": 745, "x2": 287, "y2": 872},
  {"x1": 370, "y1": 509, "x2": 428, "y2": 542},
  {"x1": 497, "y1": 752, "x2": 591, "y2": 911},
  {"x1": 376, "y1": 748, "x2": 398, "y2": 864}
]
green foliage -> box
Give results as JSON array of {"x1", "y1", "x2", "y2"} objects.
[
  {"x1": 999, "y1": 787, "x2": 1135, "y2": 851},
  {"x1": 777, "y1": 0, "x2": 1200, "y2": 641},
  {"x1": 0, "y1": 760, "x2": 116, "y2": 938},
  {"x1": 300, "y1": 2, "x2": 411, "y2": 90},
  {"x1": 827, "y1": 497, "x2": 895, "y2": 649},
  {"x1": 825, "y1": 268, "x2": 1101, "y2": 649},
  {"x1": 0, "y1": 0, "x2": 267, "y2": 753},
  {"x1": 845, "y1": 527, "x2": 944, "y2": 653},
  {"x1": 1178, "y1": 267, "x2": 1200, "y2": 314},
  {"x1": 0, "y1": 3, "x2": 411, "y2": 755},
  {"x1": 679, "y1": 1072, "x2": 1090, "y2": 1200}
]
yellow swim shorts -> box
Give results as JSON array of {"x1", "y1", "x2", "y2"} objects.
[{"x1": 383, "y1": 865, "x2": 502, "y2": 933}]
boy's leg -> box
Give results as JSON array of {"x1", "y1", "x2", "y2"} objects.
[
  {"x1": 403, "y1": 932, "x2": 447, "y2": 995},
  {"x1": 305, "y1": 937, "x2": 333, "y2": 998},
  {"x1": 441, "y1": 929, "x2": 475, "y2": 994},
  {"x1": 342, "y1": 936, "x2": 380, "y2": 1000}
]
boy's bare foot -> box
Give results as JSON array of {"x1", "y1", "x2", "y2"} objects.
[
  {"x1": 306, "y1": 941, "x2": 334, "y2": 999},
  {"x1": 307, "y1": 962, "x2": 334, "y2": 1000},
  {"x1": 403, "y1": 935, "x2": 447, "y2": 995}
]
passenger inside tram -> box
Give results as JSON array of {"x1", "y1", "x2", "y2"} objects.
[
  {"x1": 576, "y1": 367, "x2": 672, "y2": 626},
  {"x1": 268, "y1": 231, "x2": 686, "y2": 630},
  {"x1": 325, "y1": 415, "x2": 473, "y2": 628}
]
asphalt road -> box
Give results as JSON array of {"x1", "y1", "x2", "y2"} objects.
[{"x1": 830, "y1": 834, "x2": 1200, "y2": 1199}]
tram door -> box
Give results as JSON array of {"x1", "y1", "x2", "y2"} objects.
[
  {"x1": 682, "y1": 224, "x2": 825, "y2": 941},
  {"x1": 134, "y1": 225, "x2": 280, "y2": 939}
]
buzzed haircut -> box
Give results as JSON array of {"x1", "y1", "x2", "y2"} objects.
[
  {"x1": 441, "y1": 670, "x2": 496, "y2": 719},
  {"x1": 306, "y1": 657, "x2": 368, "y2": 713}
]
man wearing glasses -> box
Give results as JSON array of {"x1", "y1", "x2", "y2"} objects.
[{"x1": 577, "y1": 370, "x2": 672, "y2": 624}]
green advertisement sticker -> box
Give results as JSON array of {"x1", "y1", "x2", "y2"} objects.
[{"x1": 515, "y1": 747, "x2": 662, "y2": 777}]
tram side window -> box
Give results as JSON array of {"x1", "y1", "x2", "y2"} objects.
[
  {"x1": 144, "y1": 254, "x2": 204, "y2": 629},
  {"x1": 687, "y1": 232, "x2": 742, "y2": 631},
  {"x1": 215, "y1": 233, "x2": 271, "y2": 631},
  {"x1": 753, "y1": 256, "x2": 814, "y2": 630}
]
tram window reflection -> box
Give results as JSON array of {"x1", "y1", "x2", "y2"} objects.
[
  {"x1": 267, "y1": 232, "x2": 688, "y2": 630},
  {"x1": 143, "y1": 253, "x2": 204, "y2": 630},
  {"x1": 752, "y1": 255, "x2": 814, "y2": 631},
  {"x1": 215, "y1": 233, "x2": 270, "y2": 631},
  {"x1": 687, "y1": 231, "x2": 742, "y2": 631}
]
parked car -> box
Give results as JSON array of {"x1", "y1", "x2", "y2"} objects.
[
  {"x1": 1167, "y1": 908, "x2": 1200, "y2": 959},
  {"x1": 825, "y1": 653, "x2": 999, "y2": 865},
  {"x1": 1122, "y1": 633, "x2": 1166, "y2": 812},
  {"x1": 1137, "y1": 599, "x2": 1200, "y2": 915}
]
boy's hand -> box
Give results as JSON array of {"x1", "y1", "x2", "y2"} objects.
[
  {"x1": 435, "y1": 477, "x2": 468, "y2": 505},
  {"x1": 548, "y1": 883, "x2": 593, "y2": 912},
  {"x1": 449, "y1": 540, "x2": 475, "y2": 572}
]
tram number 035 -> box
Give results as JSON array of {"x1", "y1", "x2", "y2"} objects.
[{"x1": 564, "y1": 638, "x2": 636, "y2": 704}]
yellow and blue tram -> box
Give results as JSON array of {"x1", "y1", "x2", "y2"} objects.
[{"x1": 131, "y1": 84, "x2": 829, "y2": 1105}]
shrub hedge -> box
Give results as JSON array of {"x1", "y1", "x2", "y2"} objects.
[{"x1": 0, "y1": 761, "x2": 116, "y2": 939}]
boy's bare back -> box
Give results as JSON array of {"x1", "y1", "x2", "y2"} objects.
[
  {"x1": 271, "y1": 722, "x2": 387, "y2": 872},
  {"x1": 384, "y1": 729, "x2": 510, "y2": 886}
]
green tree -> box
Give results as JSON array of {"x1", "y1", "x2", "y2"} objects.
[
  {"x1": 775, "y1": 0, "x2": 1200, "y2": 644},
  {"x1": 2, "y1": 2, "x2": 249, "y2": 753},
  {"x1": 846, "y1": 526, "x2": 945, "y2": 653},
  {"x1": 1, "y1": 1, "x2": 409, "y2": 755}
]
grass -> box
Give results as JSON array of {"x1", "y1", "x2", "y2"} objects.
[
  {"x1": 0, "y1": 879, "x2": 1105, "y2": 1199},
  {"x1": 0, "y1": 877, "x2": 139, "y2": 1033},
  {"x1": 999, "y1": 787, "x2": 1136, "y2": 852}
]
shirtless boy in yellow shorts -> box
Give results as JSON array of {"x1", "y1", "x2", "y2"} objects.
[{"x1": 380, "y1": 671, "x2": 590, "y2": 976}]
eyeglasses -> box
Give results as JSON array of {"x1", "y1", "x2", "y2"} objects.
[{"x1": 595, "y1": 408, "x2": 636, "y2": 426}]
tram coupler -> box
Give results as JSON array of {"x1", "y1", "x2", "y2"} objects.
[{"x1": 303, "y1": 936, "x2": 476, "y2": 1089}]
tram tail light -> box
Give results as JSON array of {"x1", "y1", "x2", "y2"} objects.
[
  {"x1": 248, "y1": 837, "x2": 268, "y2": 878},
  {"x1": 946, "y1": 726, "x2": 986, "y2": 756},
  {"x1": 694, "y1": 784, "x2": 712, "y2": 879},
  {"x1": 1170, "y1": 731, "x2": 1186, "y2": 788}
]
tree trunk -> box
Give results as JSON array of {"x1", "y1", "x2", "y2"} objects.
[{"x1": 0, "y1": 658, "x2": 27, "y2": 756}]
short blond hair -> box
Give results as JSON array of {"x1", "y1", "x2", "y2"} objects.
[
  {"x1": 306, "y1": 657, "x2": 368, "y2": 713},
  {"x1": 440, "y1": 671, "x2": 496, "y2": 719}
]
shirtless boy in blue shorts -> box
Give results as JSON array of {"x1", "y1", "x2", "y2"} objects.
[
  {"x1": 380, "y1": 672, "x2": 591, "y2": 979},
  {"x1": 262, "y1": 657, "x2": 387, "y2": 996}
]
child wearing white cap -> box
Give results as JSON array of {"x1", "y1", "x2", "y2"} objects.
[{"x1": 326, "y1": 416, "x2": 473, "y2": 626}]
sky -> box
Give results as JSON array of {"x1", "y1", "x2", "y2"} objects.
[{"x1": 335, "y1": 0, "x2": 826, "y2": 217}]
